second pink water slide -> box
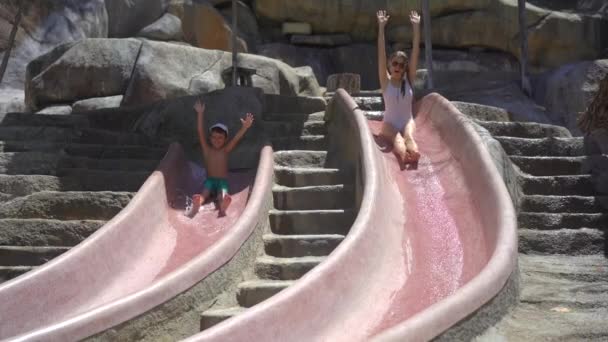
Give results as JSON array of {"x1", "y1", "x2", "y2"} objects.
[
  {"x1": 184, "y1": 91, "x2": 517, "y2": 341},
  {"x1": 0, "y1": 143, "x2": 273, "y2": 341}
]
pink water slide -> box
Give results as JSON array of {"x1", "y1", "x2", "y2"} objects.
[
  {"x1": 186, "y1": 91, "x2": 518, "y2": 341},
  {"x1": 0, "y1": 143, "x2": 274, "y2": 341}
]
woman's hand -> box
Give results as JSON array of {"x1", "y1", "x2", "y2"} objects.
[
  {"x1": 409, "y1": 10, "x2": 420, "y2": 27},
  {"x1": 377, "y1": 10, "x2": 389, "y2": 28}
]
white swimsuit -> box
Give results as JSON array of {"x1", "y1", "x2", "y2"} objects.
[{"x1": 382, "y1": 79, "x2": 413, "y2": 132}]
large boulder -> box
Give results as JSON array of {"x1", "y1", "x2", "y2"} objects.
[
  {"x1": 25, "y1": 38, "x2": 142, "y2": 111},
  {"x1": 181, "y1": 1, "x2": 247, "y2": 52},
  {"x1": 254, "y1": 0, "x2": 607, "y2": 69},
  {"x1": 0, "y1": 0, "x2": 108, "y2": 90},
  {"x1": 123, "y1": 40, "x2": 322, "y2": 106},
  {"x1": 533, "y1": 60, "x2": 608, "y2": 136},
  {"x1": 104, "y1": 0, "x2": 169, "y2": 37},
  {"x1": 133, "y1": 87, "x2": 266, "y2": 169},
  {"x1": 219, "y1": 1, "x2": 260, "y2": 52}
]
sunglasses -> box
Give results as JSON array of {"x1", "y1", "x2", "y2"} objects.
[{"x1": 391, "y1": 61, "x2": 406, "y2": 68}]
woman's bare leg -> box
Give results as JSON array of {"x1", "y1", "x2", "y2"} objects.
[
  {"x1": 381, "y1": 122, "x2": 408, "y2": 163},
  {"x1": 403, "y1": 119, "x2": 419, "y2": 161}
]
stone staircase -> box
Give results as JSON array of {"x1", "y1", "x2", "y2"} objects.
[
  {"x1": 199, "y1": 107, "x2": 355, "y2": 330},
  {"x1": 476, "y1": 120, "x2": 608, "y2": 340},
  {"x1": 0, "y1": 113, "x2": 167, "y2": 283}
]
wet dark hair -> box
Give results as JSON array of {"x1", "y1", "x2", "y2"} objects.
[
  {"x1": 388, "y1": 51, "x2": 410, "y2": 97},
  {"x1": 210, "y1": 127, "x2": 228, "y2": 138}
]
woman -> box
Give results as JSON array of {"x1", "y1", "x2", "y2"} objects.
[{"x1": 377, "y1": 9, "x2": 421, "y2": 164}]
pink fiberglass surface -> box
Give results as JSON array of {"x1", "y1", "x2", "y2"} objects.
[
  {"x1": 0, "y1": 144, "x2": 254, "y2": 340},
  {"x1": 367, "y1": 114, "x2": 488, "y2": 335}
]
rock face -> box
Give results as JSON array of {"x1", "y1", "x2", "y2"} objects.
[
  {"x1": 182, "y1": 1, "x2": 247, "y2": 52},
  {"x1": 25, "y1": 38, "x2": 142, "y2": 111},
  {"x1": 72, "y1": 95, "x2": 123, "y2": 112},
  {"x1": 24, "y1": 39, "x2": 322, "y2": 109},
  {"x1": 0, "y1": 0, "x2": 108, "y2": 90},
  {"x1": 219, "y1": 0, "x2": 260, "y2": 52},
  {"x1": 136, "y1": 13, "x2": 183, "y2": 41},
  {"x1": 104, "y1": 0, "x2": 169, "y2": 38},
  {"x1": 254, "y1": 0, "x2": 607, "y2": 69},
  {"x1": 534, "y1": 60, "x2": 608, "y2": 136}
]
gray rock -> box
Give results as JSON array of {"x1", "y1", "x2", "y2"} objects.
[
  {"x1": 0, "y1": 0, "x2": 108, "y2": 90},
  {"x1": 326, "y1": 73, "x2": 361, "y2": 94},
  {"x1": 36, "y1": 105, "x2": 73, "y2": 115},
  {"x1": 136, "y1": 13, "x2": 183, "y2": 41},
  {"x1": 105, "y1": 0, "x2": 169, "y2": 37},
  {"x1": 533, "y1": 60, "x2": 608, "y2": 136},
  {"x1": 133, "y1": 86, "x2": 266, "y2": 169},
  {"x1": 123, "y1": 40, "x2": 321, "y2": 106},
  {"x1": 25, "y1": 38, "x2": 143, "y2": 111},
  {"x1": 0, "y1": 89, "x2": 25, "y2": 114},
  {"x1": 72, "y1": 95, "x2": 123, "y2": 112},
  {"x1": 290, "y1": 34, "x2": 352, "y2": 47},
  {"x1": 452, "y1": 102, "x2": 510, "y2": 122},
  {"x1": 219, "y1": 0, "x2": 259, "y2": 52}
]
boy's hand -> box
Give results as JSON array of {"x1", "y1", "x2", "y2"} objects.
[
  {"x1": 377, "y1": 10, "x2": 389, "y2": 28},
  {"x1": 410, "y1": 10, "x2": 420, "y2": 26},
  {"x1": 241, "y1": 113, "x2": 254, "y2": 129},
  {"x1": 194, "y1": 99, "x2": 206, "y2": 114}
]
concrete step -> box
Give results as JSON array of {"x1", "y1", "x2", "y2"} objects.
[
  {"x1": 518, "y1": 212, "x2": 608, "y2": 230},
  {"x1": 199, "y1": 307, "x2": 245, "y2": 331},
  {"x1": 272, "y1": 184, "x2": 352, "y2": 210},
  {"x1": 521, "y1": 175, "x2": 595, "y2": 196},
  {"x1": 273, "y1": 150, "x2": 327, "y2": 168},
  {"x1": 274, "y1": 166, "x2": 342, "y2": 187},
  {"x1": 263, "y1": 94, "x2": 326, "y2": 115},
  {"x1": 0, "y1": 246, "x2": 70, "y2": 266},
  {"x1": 519, "y1": 228, "x2": 605, "y2": 255},
  {"x1": 0, "y1": 126, "x2": 155, "y2": 146},
  {"x1": 495, "y1": 136, "x2": 585, "y2": 157},
  {"x1": 0, "y1": 219, "x2": 105, "y2": 246},
  {"x1": 263, "y1": 111, "x2": 324, "y2": 122},
  {"x1": 521, "y1": 195, "x2": 608, "y2": 213},
  {"x1": 0, "y1": 140, "x2": 167, "y2": 159},
  {"x1": 510, "y1": 156, "x2": 587, "y2": 176},
  {"x1": 519, "y1": 254, "x2": 608, "y2": 309},
  {"x1": 271, "y1": 136, "x2": 327, "y2": 151},
  {"x1": 236, "y1": 279, "x2": 294, "y2": 308},
  {"x1": 0, "y1": 112, "x2": 90, "y2": 127},
  {"x1": 0, "y1": 171, "x2": 148, "y2": 196},
  {"x1": 269, "y1": 209, "x2": 353, "y2": 235},
  {"x1": 0, "y1": 266, "x2": 34, "y2": 284},
  {"x1": 263, "y1": 234, "x2": 345, "y2": 258},
  {"x1": 0, "y1": 152, "x2": 158, "y2": 176},
  {"x1": 0, "y1": 191, "x2": 133, "y2": 220},
  {"x1": 262, "y1": 121, "x2": 326, "y2": 137},
  {"x1": 254, "y1": 255, "x2": 325, "y2": 280},
  {"x1": 475, "y1": 121, "x2": 572, "y2": 139}
]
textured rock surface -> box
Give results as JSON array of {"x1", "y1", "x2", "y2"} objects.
[
  {"x1": 36, "y1": 105, "x2": 72, "y2": 115},
  {"x1": 182, "y1": 1, "x2": 247, "y2": 52},
  {"x1": 254, "y1": 0, "x2": 607, "y2": 69},
  {"x1": 219, "y1": 0, "x2": 259, "y2": 53},
  {"x1": 25, "y1": 38, "x2": 142, "y2": 111},
  {"x1": 72, "y1": 95, "x2": 123, "y2": 112},
  {"x1": 0, "y1": 0, "x2": 108, "y2": 91},
  {"x1": 534, "y1": 60, "x2": 608, "y2": 136},
  {"x1": 136, "y1": 13, "x2": 183, "y2": 41},
  {"x1": 105, "y1": 0, "x2": 169, "y2": 38}
]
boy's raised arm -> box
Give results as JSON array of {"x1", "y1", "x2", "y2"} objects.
[
  {"x1": 224, "y1": 112, "x2": 254, "y2": 153},
  {"x1": 194, "y1": 99, "x2": 210, "y2": 154}
]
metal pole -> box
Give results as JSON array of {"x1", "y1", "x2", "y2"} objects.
[
  {"x1": 231, "y1": 0, "x2": 238, "y2": 86},
  {"x1": 518, "y1": 0, "x2": 531, "y2": 95},
  {"x1": 421, "y1": 0, "x2": 433, "y2": 89},
  {"x1": 0, "y1": 0, "x2": 24, "y2": 85}
]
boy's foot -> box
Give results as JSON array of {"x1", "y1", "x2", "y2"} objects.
[
  {"x1": 186, "y1": 194, "x2": 202, "y2": 217},
  {"x1": 218, "y1": 194, "x2": 232, "y2": 216}
]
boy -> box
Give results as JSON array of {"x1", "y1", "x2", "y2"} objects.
[{"x1": 188, "y1": 98, "x2": 254, "y2": 217}]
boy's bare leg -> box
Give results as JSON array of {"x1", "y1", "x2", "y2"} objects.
[
  {"x1": 187, "y1": 190, "x2": 209, "y2": 217},
  {"x1": 218, "y1": 190, "x2": 232, "y2": 216}
]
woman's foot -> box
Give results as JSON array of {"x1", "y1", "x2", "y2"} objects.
[{"x1": 404, "y1": 138, "x2": 420, "y2": 163}]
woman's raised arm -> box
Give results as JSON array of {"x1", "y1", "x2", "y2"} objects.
[
  {"x1": 377, "y1": 10, "x2": 390, "y2": 91},
  {"x1": 408, "y1": 10, "x2": 421, "y2": 85}
]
